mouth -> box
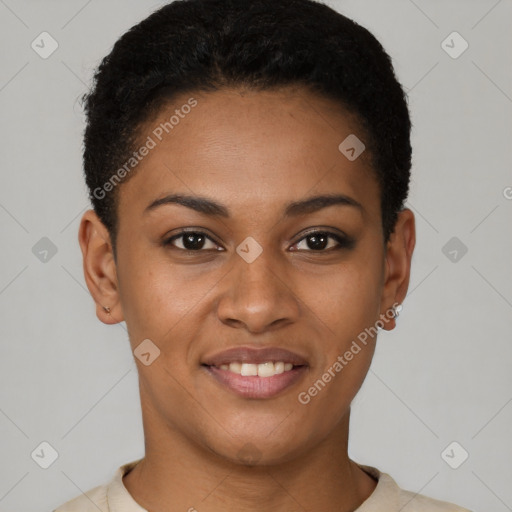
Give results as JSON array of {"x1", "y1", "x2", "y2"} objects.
[
  {"x1": 205, "y1": 360, "x2": 301, "y2": 377},
  {"x1": 201, "y1": 346, "x2": 309, "y2": 399}
]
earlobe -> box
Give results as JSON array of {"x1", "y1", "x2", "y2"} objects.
[
  {"x1": 380, "y1": 208, "x2": 416, "y2": 331},
  {"x1": 78, "y1": 209, "x2": 124, "y2": 325}
]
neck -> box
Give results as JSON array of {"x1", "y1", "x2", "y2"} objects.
[{"x1": 123, "y1": 406, "x2": 377, "y2": 512}]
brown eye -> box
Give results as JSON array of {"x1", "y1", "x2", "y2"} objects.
[
  {"x1": 291, "y1": 231, "x2": 354, "y2": 252},
  {"x1": 164, "y1": 231, "x2": 221, "y2": 251}
]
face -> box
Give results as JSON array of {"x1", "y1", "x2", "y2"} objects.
[{"x1": 80, "y1": 86, "x2": 414, "y2": 465}]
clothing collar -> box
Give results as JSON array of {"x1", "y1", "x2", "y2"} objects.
[
  {"x1": 106, "y1": 459, "x2": 399, "y2": 511},
  {"x1": 106, "y1": 459, "x2": 146, "y2": 511}
]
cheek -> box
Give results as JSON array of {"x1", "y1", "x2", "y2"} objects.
[
  {"x1": 116, "y1": 244, "x2": 204, "y2": 343},
  {"x1": 299, "y1": 259, "x2": 384, "y2": 347},
  {"x1": 294, "y1": 264, "x2": 383, "y2": 430}
]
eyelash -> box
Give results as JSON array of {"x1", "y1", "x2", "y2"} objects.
[{"x1": 163, "y1": 229, "x2": 354, "y2": 253}]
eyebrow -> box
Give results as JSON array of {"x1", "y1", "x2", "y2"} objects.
[{"x1": 145, "y1": 193, "x2": 363, "y2": 217}]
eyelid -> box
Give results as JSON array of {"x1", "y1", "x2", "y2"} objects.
[
  {"x1": 164, "y1": 227, "x2": 353, "y2": 253},
  {"x1": 290, "y1": 227, "x2": 353, "y2": 251},
  {"x1": 293, "y1": 226, "x2": 350, "y2": 242},
  {"x1": 164, "y1": 228, "x2": 223, "y2": 251}
]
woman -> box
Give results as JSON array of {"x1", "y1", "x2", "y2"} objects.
[{"x1": 55, "y1": 0, "x2": 471, "y2": 510}]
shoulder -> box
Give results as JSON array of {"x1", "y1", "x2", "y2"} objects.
[
  {"x1": 53, "y1": 458, "x2": 145, "y2": 512},
  {"x1": 357, "y1": 464, "x2": 472, "y2": 512},
  {"x1": 53, "y1": 483, "x2": 108, "y2": 512},
  {"x1": 398, "y1": 488, "x2": 472, "y2": 511}
]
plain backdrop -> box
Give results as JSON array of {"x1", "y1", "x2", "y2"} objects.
[{"x1": 0, "y1": 1, "x2": 511, "y2": 511}]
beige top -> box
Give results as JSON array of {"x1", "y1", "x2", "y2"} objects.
[{"x1": 54, "y1": 459, "x2": 471, "y2": 511}]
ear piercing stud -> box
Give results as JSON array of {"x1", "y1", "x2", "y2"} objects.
[{"x1": 102, "y1": 306, "x2": 111, "y2": 314}]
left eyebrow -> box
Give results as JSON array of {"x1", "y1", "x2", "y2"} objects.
[
  {"x1": 144, "y1": 193, "x2": 364, "y2": 217},
  {"x1": 283, "y1": 194, "x2": 364, "y2": 217}
]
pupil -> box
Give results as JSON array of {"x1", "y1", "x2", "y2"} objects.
[
  {"x1": 184, "y1": 233, "x2": 205, "y2": 250},
  {"x1": 307, "y1": 233, "x2": 328, "y2": 250}
]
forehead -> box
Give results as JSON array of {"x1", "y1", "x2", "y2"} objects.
[{"x1": 118, "y1": 87, "x2": 379, "y2": 221}]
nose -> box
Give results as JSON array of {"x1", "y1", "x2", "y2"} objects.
[{"x1": 216, "y1": 248, "x2": 300, "y2": 334}]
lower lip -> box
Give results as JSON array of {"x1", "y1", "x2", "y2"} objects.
[{"x1": 203, "y1": 365, "x2": 308, "y2": 399}]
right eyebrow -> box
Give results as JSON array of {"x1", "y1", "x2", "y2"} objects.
[{"x1": 145, "y1": 194, "x2": 229, "y2": 217}]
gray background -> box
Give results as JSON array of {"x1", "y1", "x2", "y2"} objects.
[{"x1": 0, "y1": 1, "x2": 511, "y2": 511}]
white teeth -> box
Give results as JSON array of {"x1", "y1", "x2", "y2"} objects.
[
  {"x1": 274, "y1": 362, "x2": 284, "y2": 374},
  {"x1": 219, "y1": 361, "x2": 296, "y2": 377},
  {"x1": 240, "y1": 363, "x2": 258, "y2": 376},
  {"x1": 257, "y1": 362, "x2": 275, "y2": 377},
  {"x1": 229, "y1": 362, "x2": 242, "y2": 373}
]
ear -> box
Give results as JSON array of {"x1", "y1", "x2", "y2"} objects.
[
  {"x1": 379, "y1": 208, "x2": 416, "y2": 331},
  {"x1": 78, "y1": 209, "x2": 124, "y2": 324}
]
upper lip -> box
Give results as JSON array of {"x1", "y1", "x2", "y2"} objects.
[{"x1": 202, "y1": 346, "x2": 309, "y2": 367}]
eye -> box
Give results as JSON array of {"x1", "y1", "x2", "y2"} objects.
[
  {"x1": 164, "y1": 230, "x2": 222, "y2": 251},
  {"x1": 163, "y1": 229, "x2": 353, "y2": 253},
  {"x1": 290, "y1": 230, "x2": 354, "y2": 252}
]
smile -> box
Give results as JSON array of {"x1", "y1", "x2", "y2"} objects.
[
  {"x1": 203, "y1": 362, "x2": 308, "y2": 399},
  {"x1": 213, "y1": 361, "x2": 295, "y2": 377},
  {"x1": 201, "y1": 346, "x2": 309, "y2": 399}
]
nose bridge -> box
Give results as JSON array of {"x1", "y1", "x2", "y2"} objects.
[
  {"x1": 216, "y1": 242, "x2": 299, "y2": 331},
  {"x1": 237, "y1": 246, "x2": 280, "y2": 296}
]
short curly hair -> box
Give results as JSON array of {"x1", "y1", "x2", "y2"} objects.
[{"x1": 82, "y1": 0, "x2": 411, "y2": 248}]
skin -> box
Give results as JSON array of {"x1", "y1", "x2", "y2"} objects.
[{"x1": 79, "y1": 86, "x2": 415, "y2": 512}]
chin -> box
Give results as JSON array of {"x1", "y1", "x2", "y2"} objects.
[{"x1": 203, "y1": 425, "x2": 313, "y2": 467}]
